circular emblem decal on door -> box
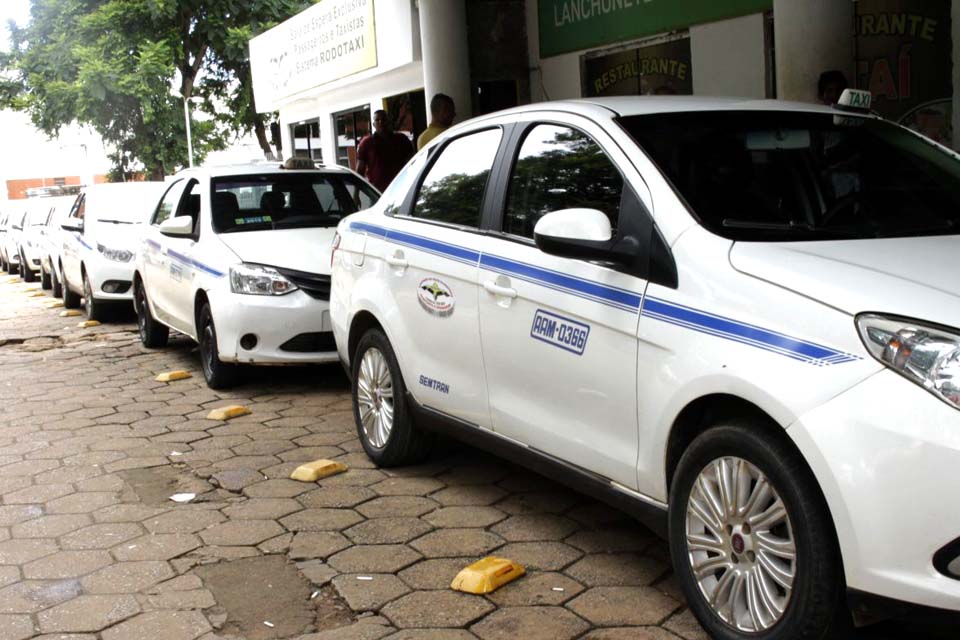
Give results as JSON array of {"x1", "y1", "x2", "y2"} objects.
[{"x1": 417, "y1": 278, "x2": 455, "y2": 317}]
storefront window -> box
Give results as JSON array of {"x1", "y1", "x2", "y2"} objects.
[
  {"x1": 333, "y1": 106, "x2": 371, "y2": 171},
  {"x1": 582, "y1": 35, "x2": 693, "y2": 98},
  {"x1": 291, "y1": 120, "x2": 322, "y2": 162},
  {"x1": 855, "y1": 0, "x2": 953, "y2": 149},
  {"x1": 384, "y1": 90, "x2": 426, "y2": 146}
]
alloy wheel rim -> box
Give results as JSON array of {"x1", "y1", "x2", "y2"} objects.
[
  {"x1": 356, "y1": 347, "x2": 394, "y2": 448},
  {"x1": 685, "y1": 456, "x2": 796, "y2": 633},
  {"x1": 136, "y1": 289, "x2": 147, "y2": 338},
  {"x1": 83, "y1": 276, "x2": 91, "y2": 315},
  {"x1": 201, "y1": 322, "x2": 215, "y2": 378}
]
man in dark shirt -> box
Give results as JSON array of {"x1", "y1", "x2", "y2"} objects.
[{"x1": 356, "y1": 110, "x2": 414, "y2": 192}]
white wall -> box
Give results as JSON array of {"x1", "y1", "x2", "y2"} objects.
[
  {"x1": 691, "y1": 13, "x2": 766, "y2": 98},
  {"x1": 773, "y1": 0, "x2": 854, "y2": 102},
  {"x1": 280, "y1": 61, "x2": 425, "y2": 165}
]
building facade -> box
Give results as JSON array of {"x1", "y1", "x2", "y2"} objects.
[{"x1": 250, "y1": 0, "x2": 958, "y2": 168}]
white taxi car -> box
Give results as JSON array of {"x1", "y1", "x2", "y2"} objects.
[
  {"x1": 60, "y1": 182, "x2": 165, "y2": 318},
  {"x1": 133, "y1": 160, "x2": 378, "y2": 389},
  {"x1": 19, "y1": 199, "x2": 56, "y2": 283},
  {"x1": 0, "y1": 210, "x2": 17, "y2": 274},
  {"x1": 39, "y1": 194, "x2": 81, "y2": 295},
  {"x1": 331, "y1": 92, "x2": 960, "y2": 638}
]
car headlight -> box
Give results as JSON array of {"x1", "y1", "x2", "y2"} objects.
[
  {"x1": 97, "y1": 244, "x2": 134, "y2": 262},
  {"x1": 856, "y1": 314, "x2": 960, "y2": 410},
  {"x1": 229, "y1": 263, "x2": 297, "y2": 296}
]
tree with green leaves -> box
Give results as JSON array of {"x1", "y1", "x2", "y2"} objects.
[{"x1": 4, "y1": 0, "x2": 311, "y2": 179}]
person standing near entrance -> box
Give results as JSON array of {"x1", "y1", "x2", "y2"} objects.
[
  {"x1": 357, "y1": 110, "x2": 414, "y2": 192},
  {"x1": 417, "y1": 94, "x2": 456, "y2": 150}
]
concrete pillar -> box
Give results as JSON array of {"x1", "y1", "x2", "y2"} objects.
[
  {"x1": 953, "y1": 0, "x2": 959, "y2": 150},
  {"x1": 773, "y1": 0, "x2": 855, "y2": 103},
  {"x1": 418, "y1": 0, "x2": 472, "y2": 122}
]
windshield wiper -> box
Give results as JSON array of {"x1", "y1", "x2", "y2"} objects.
[{"x1": 97, "y1": 219, "x2": 135, "y2": 225}]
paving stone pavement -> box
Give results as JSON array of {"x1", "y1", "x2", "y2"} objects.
[{"x1": 0, "y1": 278, "x2": 951, "y2": 639}]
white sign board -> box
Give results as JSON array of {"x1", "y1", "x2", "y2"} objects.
[{"x1": 250, "y1": 0, "x2": 378, "y2": 112}]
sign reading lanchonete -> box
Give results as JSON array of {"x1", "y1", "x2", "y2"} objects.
[
  {"x1": 250, "y1": 0, "x2": 377, "y2": 111},
  {"x1": 538, "y1": 0, "x2": 771, "y2": 58}
]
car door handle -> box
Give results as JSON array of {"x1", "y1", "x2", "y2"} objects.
[
  {"x1": 385, "y1": 253, "x2": 407, "y2": 268},
  {"x1": 483, "y1": 280, "x2": 517, "y2": 298}
]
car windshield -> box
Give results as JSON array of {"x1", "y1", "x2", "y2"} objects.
[
  {"x1": 211, "y1": 172, "x2": 379, "y2": 234},
  {"x1": 90, "y1": 186, "x2": 160, "y2": 224},
  {"x1": 619, "y1": 111, "x2": 960, "y2": 241}
]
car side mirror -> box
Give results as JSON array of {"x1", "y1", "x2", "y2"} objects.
[
  {"x1": 159, "y1": 216, "x2": 194, "y2": 238},
  {"x1": 61, "y1": 220, "x2": 82, "y2": 232},
  {"x1": 533, "y1": 208, "x2": 639, "y2": 264}
]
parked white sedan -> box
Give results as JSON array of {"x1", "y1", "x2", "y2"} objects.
[
  {"x1": 332, "y1": 91, "x2": 960, "y2": 638},
  {"x1": 39, "y1": 194, "x2": 81, "y2": 295},
  {"x1": 0, "y1": 210, "x2": 21, "y2": 274},
  {"x1": 133, "y1": 160, "x2": 378, "y2": 389},
  {"x1": 60, "y1": 182, "x2": 165, "y2": 318}
]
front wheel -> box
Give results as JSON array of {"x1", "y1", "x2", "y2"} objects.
[
  {"x1": 668, "y1": 422, "x2": 845, "y2": 640},
  {"x1": 51, "y1": 267, "x2": 62, "y2": 299},
  {"x1": 21, "y1": 252, "x2": 35, "y2": 282},
  {"x1": 197, "y1": 302, "x2": 239, "y2": 390},
  {"x1": 62, "y1": 268, "x2": 81, "y2": 308},
  {"x1": 134, "y1": 280, "x2": 168, "y2": 348},
  {"x1": 351, "y1": 329, "x2": 433, "y2": 467},
  {"x1": 83, "y1": 272, "x2": 105, "y2": 321},
  {"x1": 40, "y1": 264, "x2": 52, "y2": 290}
]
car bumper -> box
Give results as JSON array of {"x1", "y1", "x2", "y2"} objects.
[
  {"x1": 211, "y1": 289, "x2": 337, "y2": 365},
  {"x1": 88, "y1": 258, "x2": 135, "y2": 301},
  {"x1": 790, "y1": 369, "x2": 960, "y2": 612},
  {"x1": 22, "y1": 246, "x2": 42, "y2": 272}
]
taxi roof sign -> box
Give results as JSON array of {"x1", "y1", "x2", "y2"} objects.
[
  {"x1": 281, "y1": 157, "x2": 318, "y2": 170},
  {"x1": 836, "y1": 88, "x2": 872, "y2": 113}
]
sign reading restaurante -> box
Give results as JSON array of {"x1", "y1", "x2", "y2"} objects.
[{"x1": 250, "y1": 0, "x2": 377, "y2": 111}]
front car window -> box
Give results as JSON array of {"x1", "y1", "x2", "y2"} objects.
[
  {"x1": 153, "y1": 180, "x2": 185, "y2": 226},
  {"x1": 504, "y1": 124, "x2": 623, "y2": 238},
  {"x1": 412, "y1": 128, "x2": 503, "y2": 228},
  {"x1": 211, "y1": 172, "x2": 379, "y2": 234},
  {"x1": 620, "y1": 111, "x2": 960, "y2": 241}
]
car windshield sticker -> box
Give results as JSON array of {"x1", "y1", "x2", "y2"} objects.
[
  {"x1": 417, "y1": 278, "x2": 454, "y2": 317},
  {"x1": 530, "y1": 309, "x2": 590, "y2": 356},
  {"x1": 233, "y1": 215, "x2": 273, "y2": 225},
  {"x1": 419, "y1": 375, "x2": 450, "y2": 394}
]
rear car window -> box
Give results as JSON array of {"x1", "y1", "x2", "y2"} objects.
[
  {"x1": 620, "y1": 111, "x2": 960, "y2": 241},
  {"x1": 504, "y1": 124, "x2": 623, "y2": 239},
  {"x1": 211, "y1": 173, "x2": 379, "y2": 234}
]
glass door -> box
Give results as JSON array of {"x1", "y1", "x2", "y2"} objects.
[{"x1": 333, "y1": 106, "x2": 371, "y2": 170}]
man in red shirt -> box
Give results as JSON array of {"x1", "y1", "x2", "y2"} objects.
[{"x1": 356, "y1": 110, "x2": 414, "y2": 192}]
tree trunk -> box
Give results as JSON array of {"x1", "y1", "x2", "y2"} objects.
[{"x1": 254, "y1": 118, "x2": 276, "y2": 160}]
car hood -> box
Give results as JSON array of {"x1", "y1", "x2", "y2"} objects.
[
  {"x1": 89, "y1": 222, "x2": 144, "y2": 250},
  {"x1": 217, "y1": 227, "x2": 336, "y2": 274},
  {"x1": 729, "y1": 235, "x2": 960, "y2": 328}
]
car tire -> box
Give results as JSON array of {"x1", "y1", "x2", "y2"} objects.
[
  {"x1": 351, "y1": 328, "x2": 434, "y2": 467},
  {"x1": 51, "y1": 268, "x2": 62, "y2": 299},
  {"x1": 134, "y1": 280, "x2": 168, "y2": 349},
  {"x1": 21, "y1": 252, "x2": 35, "y2": 282},
  {"x1": 61, "y1": 270, "x2": 81, "y2": 309},
  {"x1": 197, "y1": 302, "x2": 239, "y2": 390},
  {"x1": 668, "y1": 421, "x2": 845, "y2": 640},
  {"x1": 82, "y1": 271, "x2": 105, "y2": 321},
  {"x1": 40, "y1": 265, "x2": 51, "y2": 290},
  {"x1": 0, "y1": 254, "x2": 6, "y2": 272}
]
